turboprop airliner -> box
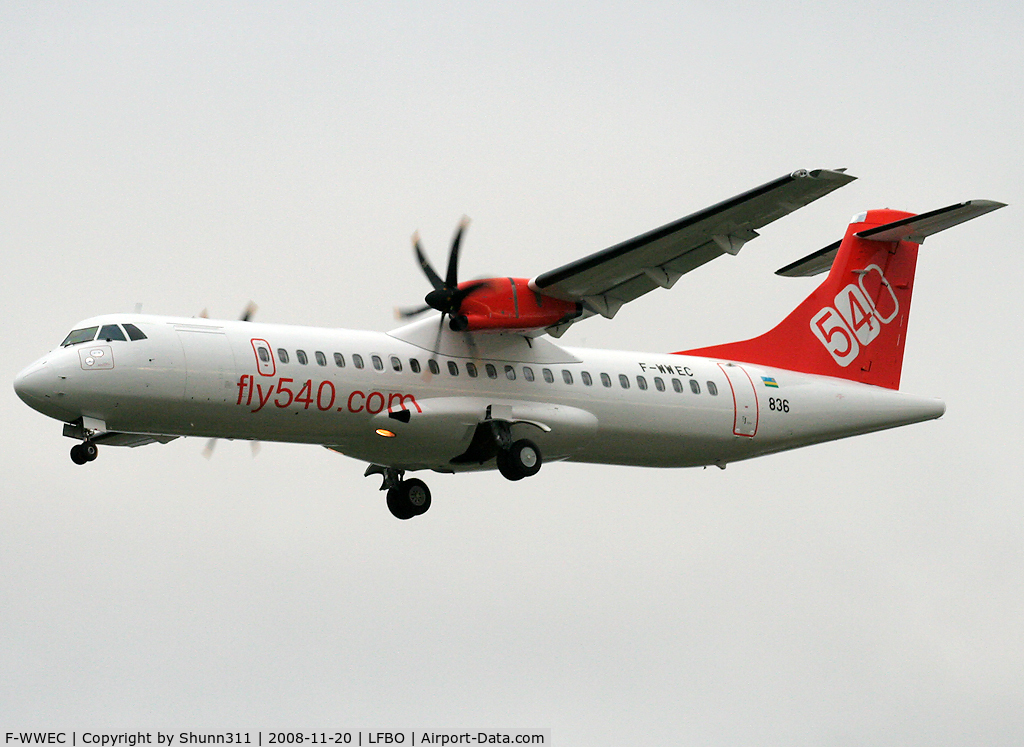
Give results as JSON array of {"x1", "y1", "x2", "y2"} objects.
[{"x1": 14, "y1": 169, "x2": 1004, "y2": 519}]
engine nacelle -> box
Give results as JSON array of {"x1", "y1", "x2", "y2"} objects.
[{"x1": 454, "y1": 278, "x2": 581, "y2": 331}]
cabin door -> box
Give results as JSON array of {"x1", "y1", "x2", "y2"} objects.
[
  {"x1": 718, "y1": 362, "x2": 759, "y2": 437},
  {"x1": 175, "y1": 327, "x2": 238, "y2": 404}
]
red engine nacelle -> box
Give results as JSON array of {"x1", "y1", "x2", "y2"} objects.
[{"x1": 455, "y1": 278, "x2": 581, "y2": 331}]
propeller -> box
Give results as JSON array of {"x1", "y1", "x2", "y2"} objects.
[
  {"x1": 396, "y1": 217, "x2": 490, "y2": 332},
  {"x1": 200, "y1": 301, "x2": 261, "y2": 457},
  {"x1": 197, "y1": 301, "x2": 258, "y2": 321},
  {"x1": 203, "y1": 438, "x2": 260, "y2": 460}
]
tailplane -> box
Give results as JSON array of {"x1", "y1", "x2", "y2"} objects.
[{"x1": 679, "y1": 200, "x2": 1004, "y2": 389}]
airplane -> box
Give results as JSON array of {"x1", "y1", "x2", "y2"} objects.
[{"x1": 13, "y1": 168, "x2": 1005, "y2": 519}]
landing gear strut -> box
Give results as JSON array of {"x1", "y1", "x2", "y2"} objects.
[
  {"x1": 365, "y1": 464, "x2": 432, "y2": 520},
  {"x1": 70, "y1": 441, "x2": 98, "y2": 465}
]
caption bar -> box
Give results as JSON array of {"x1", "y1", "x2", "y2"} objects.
[{"x1": 3, "y1": 733, "x2": 550, "y2": 746}]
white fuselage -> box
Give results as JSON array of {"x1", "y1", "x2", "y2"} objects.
[{"x1": 14, "y1": 313, "x2": 946, "y2": 473}]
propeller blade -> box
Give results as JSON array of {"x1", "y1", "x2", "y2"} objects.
[
  {"x1": 451, "y1": 280, "x2": 491, "y2": 308},
  {"x1": 432, "y1": 314, "x2": 445, "y2": 356},
  {"x1": 413, "y1": 232, "x2": 446, "y2": 291},
  {"x1": 239, "y1": 301, "x2": 258, "y2": 322},
  {"x1": 420, "y1": 316, "x2": 446, "y2": 382},
  {"x1": 394, "y1": 303, "x2": 434, "y2": 320},
  {"x1": 464, "y1": 329, "x2": 481, "y2": 363},
  {"x1": 202, "y1": 438, "x2": 217, "y2": 459},
  {"x1": 445, "y1": 216, "x2": 470, "y2": 288}
]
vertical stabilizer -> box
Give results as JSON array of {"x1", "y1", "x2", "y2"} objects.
[{"x1": 678, "y1": 201, "x2": 1004, "y2": 389}]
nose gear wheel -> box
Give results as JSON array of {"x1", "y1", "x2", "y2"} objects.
[{"x1": 70, "y1": 442, "x2": 98, "y2": 465}]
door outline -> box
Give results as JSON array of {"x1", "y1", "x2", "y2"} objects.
[
  {"x1": 718, "y1": 362, "x2": 759, "y2": 437},
  {"x1": 251, "y1": 338, "x2": 276, "y2": 377}
]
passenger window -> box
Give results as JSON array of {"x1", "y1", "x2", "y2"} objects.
[
  {"x1": 619, "y1": 374, "x2": 630, "y2": 389},
  {"x1": 466, "y1": 362, "x2": 478, "y2": 378},
  {"x1": 672, "y1": 378, "x2": 683, "y2": 393},
  {"x1": 297, "y1": 350, "x2": 308, "y2": 365},
  {"x1": 542, "y1": 368, "x2": 554, "y2": 384},
  {"x1": 601, "y1": 373, "x2": 612, "y2": 388},
  {"x1": 99, "y1": 324, "x2": 126, "y2": 342},
  {"x1": 523, "y1": 366, "x2": 535, "y2": 382},
  {"x1": 581, "y1": 371, "x2": 593, "y2": 386},
  {"x1": 707, "y1": 381, "x2": 718, "y2": 396},
  {"x1": 390, "y1": 355, "x2": 402, "y2": 372},
  {"x1": 447, "y1": 361, "x2": 459, "y2": 376},
  {"x1": 410, "y1": 358, "x2": 421, "y2": 374},
  {"x1": 372, "y1": 355, "x2": 384, "y2": 371},
  {"x1": 637, "y1": 376, "x2": 648, "y2": 390},
  {"x1": 353, "y1": 354, "x2": 365, "y2": 369},
  {"x1": 562, "y1": 370, "x2": 574, "y2": 385},
  {"x1": 278, "y1": 348, "x2": 290, "y2": 364},
  {"x1": 334, "y1": 353, "x2": 345, "y2": 367},
  {"x1": 316, "y1": 351, "x2": 327, "y2": 366},
  {"x1": 654, "y1": 376, "x2": 665, "y2": 392},
  {"x1": 485, "y1": 364, "x2": 497, "y2": 379},
  {"x1": 505, "y1": 365, "x2": 516, "y2": 381},
  {"x1": 123, "y1": 323, "x2": 147, "y2": 341},
  {"x1": 61, "y1": 327, "x2": 99, "y2": 347},
  {"x1": 428, "y1": 359, "x2": 440, "y2": 375},
  {"x1": 258, "y1": 347, "x2": 271, "y2": 363},
  {"x1": 690, "y1": 379, "x2": 701, "y2": 394}
]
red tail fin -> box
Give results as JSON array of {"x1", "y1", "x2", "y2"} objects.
[
  {"x1": 679, "y1": 209, "x2": 926, "y2": 389},
  {"x1": 680, "y1": 200, "x2": 1004, "y2": 387}
]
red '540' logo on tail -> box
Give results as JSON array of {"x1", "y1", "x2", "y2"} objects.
[{"x1": 810, "y1": 265, "x2": 900, "y2": 367}]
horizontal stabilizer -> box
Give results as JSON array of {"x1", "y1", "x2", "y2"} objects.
[
  {"x1": 776, "y1": 199, "x2": 1006, "y2": 277},
  {"x1": 775, "y1": 239, "x2": 841, "y2": 277},
  {"x1": 856, "y1": 200, "x2": 1005, "y2": 243}
]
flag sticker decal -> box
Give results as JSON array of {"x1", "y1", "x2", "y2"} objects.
[{"x1": 761, "y1": 376, "x2": 779, "y2": 388}]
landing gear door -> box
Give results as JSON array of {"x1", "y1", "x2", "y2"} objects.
[{"x1": 718, "y1": 362, "x2": 759, "y2": 437}]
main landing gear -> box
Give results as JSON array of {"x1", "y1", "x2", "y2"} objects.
[
  {"x1": 495, "y1": 438, "x2": 542, "y2": 481},
  {"x1": 366, "y1": 465, "x2": 432, "y2": 520},
  {"x1": 366, "y1": 435, "x2": 544, "y2": 520},
  {"x1": 70, "y1": 441, "x2": 98, "y2": 465},
  {"x1": 386, "y1": 478, "x2": 431, "y2": 520}
]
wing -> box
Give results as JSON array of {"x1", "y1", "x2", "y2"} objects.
[{"x1": 529, "y1": 168, "x2": 855, "y2": 335}]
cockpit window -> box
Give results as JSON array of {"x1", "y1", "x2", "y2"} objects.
[
  {"x1": 99, "y1": 324, "x2": 127, "y2": 342},
  {"x1": 61, "y1": 327, "x2": 99, "y2": 347},
  {"x1": 123, "y1": 323, "x2": 147, "y2": 341}
]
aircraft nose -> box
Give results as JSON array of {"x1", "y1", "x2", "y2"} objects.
[{"x1": 14, "y1": 359, "x2": 54, "y2": 408}]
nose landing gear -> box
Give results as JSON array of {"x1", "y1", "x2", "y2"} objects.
[{"x1": 70, "y1": 441, "x2": 98, "y2": 465}]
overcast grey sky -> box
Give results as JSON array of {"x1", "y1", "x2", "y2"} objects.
[{"x1": 2, "y1": 1, "x2": 1022, "y2": 743}]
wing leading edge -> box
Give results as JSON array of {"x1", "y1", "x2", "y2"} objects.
[{"x1": 529, "y1": 168, "x2": 855, "y2": 336}]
